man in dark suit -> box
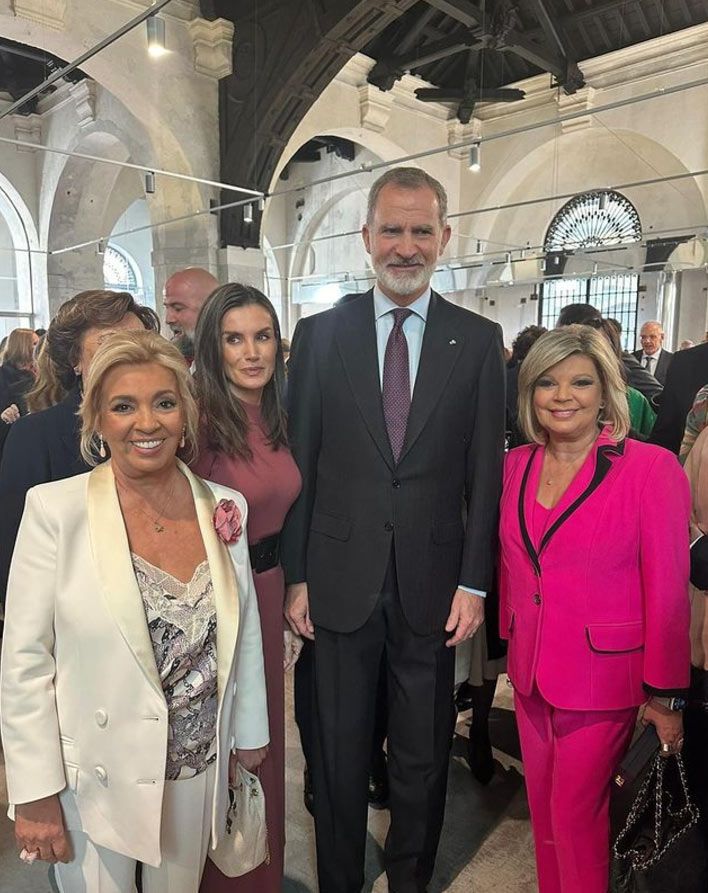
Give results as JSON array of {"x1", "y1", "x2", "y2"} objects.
[
  {"x1": 650, "y1": 340, "x2": 708, "y2": 453},
  {"x1": 282, "y1": 167, "x2": 505, "y2": 892},
  {"x1": 633, "y1": 320, "x2": 673, "y2": 385}
]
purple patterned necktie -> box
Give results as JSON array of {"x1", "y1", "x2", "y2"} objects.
[{"x1": 382, "y1": 308, "x2": 413, "y2": 462}]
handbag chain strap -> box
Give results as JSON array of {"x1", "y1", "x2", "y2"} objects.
[{"x1": 613, "y1": 752, "x2": 700, "y2": 871}]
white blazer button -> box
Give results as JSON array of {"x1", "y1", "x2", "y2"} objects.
[
  {"x1": 94, "y1": 765, "x2": 108, "y2": 784},
  {"x1": 95, "y1": 709, "x2": 108, "y2": 727}
]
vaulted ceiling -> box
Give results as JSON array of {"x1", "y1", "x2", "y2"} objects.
[{"x1": 363, "y1": 0, "x2": 708, "y2": 122}]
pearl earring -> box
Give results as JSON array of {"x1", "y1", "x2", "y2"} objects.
[
  {"x1": 180, "y1": 428, "x2": 186, "y2": 449},
  {"x1": 98, "y1": 434, "x2": 106, "y2": 459}
]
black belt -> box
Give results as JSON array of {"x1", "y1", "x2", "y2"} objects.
[{"x1": 249, "y1": 533, "x2": 280, "y2": 574}]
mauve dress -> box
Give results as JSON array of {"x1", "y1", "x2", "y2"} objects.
[{"x1": 193, "y1": 401, "x2": 301, "y2": 893}]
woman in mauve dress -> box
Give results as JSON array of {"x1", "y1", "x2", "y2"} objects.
[{"x1": 192, "y1": 283, "x2": 302, "y2": 893}]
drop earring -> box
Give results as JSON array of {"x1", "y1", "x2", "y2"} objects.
[
  {"x1": 180, "y1": 428, "x2": 186, "y2": 449},
  {"x1": 98, "y1": 434, "x2": 106, "y2": 459}
]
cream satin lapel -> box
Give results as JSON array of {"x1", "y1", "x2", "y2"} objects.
[
  {"x1": 181, "y1": 461, "x2": 240, "y2": 708},
  {"x1": 87, "y1": 463, "x2": 163, "y2": 696}
]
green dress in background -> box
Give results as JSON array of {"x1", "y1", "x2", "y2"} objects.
[{"x1": 627, "y1": 386, "x2": 656, "y2": 439}]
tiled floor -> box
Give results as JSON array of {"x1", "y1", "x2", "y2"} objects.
[{"x1": 0, "y1": 678, "x2": 537, "y2": 892}]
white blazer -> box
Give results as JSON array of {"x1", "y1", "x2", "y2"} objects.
[{"x1": 0, "y1": 460, "x2": 269, "y2": 867}]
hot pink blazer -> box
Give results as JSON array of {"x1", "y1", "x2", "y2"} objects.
[{"x1": 499, "y1": 428, "x2": 691, "y2": 710}]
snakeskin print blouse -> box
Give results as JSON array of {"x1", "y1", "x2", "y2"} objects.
[{"x1": 132, "y1": 554, "x2": 218, "y2": 781}]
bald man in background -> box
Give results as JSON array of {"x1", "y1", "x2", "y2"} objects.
[{"x1": 163, "y1": 267, "x2": 219, "y2": 361}]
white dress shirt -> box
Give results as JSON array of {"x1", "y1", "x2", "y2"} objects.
[
  {"x1": 641, "y1": 348, "x2": 662, "y2": 374},
  {"x1": 373, "y1": 285, "x2": 429, "y2": 393},
  {"x1": 372, "y1": 285, "x2": 485, "y2": 600}
]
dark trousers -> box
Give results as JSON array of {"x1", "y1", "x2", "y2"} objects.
[
  {"x1": 295, "y1": 638, "x2": 387, "y2": 772},
  {"x1": 684, "y1": 667, "x2": 708, "y2": 843},
  {"x1": 311, "y1": 554, "x2": 456, "y2": 893}
]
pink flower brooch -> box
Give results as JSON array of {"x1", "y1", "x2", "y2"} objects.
[{"x1": 213, "y1": 499, "x2": 243, "y2": 544}]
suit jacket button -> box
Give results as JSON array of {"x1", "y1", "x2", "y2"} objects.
[
  {"x1": 384, "y1": 521, "x2": 394, "y2": 532},
  {"x1": 94, "y1": 765, "x2": 108, "y2": 785},
  {"x1": 392, "y1": 479, "x2": 401, "y2": 489},
  {"x1": 533, "y1": 594, "x2": 541, "y2": 605},
  {"x1": 95, "y1": 709, "x2": 108, "y2": 728}
]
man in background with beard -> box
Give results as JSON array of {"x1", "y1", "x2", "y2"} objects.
[
  {"x1": 162, "y1": 267, "x2": 219, "y2": 363},
  {"x1": 282, "y1": 167, "x2": 505, "y2": 892}
]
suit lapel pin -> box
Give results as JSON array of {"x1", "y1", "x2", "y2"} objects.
[{"x1": 449, "y1": 339, "x2": 457, "y2": 345}]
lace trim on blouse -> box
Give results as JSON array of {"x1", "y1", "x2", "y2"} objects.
[{"x1": 132, "y1": 554, "x2": 218, "y2": 781}]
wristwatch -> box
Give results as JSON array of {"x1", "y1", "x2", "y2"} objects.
[{"x1": 650, "y1": 696, "x2": 687, "y2": 711}]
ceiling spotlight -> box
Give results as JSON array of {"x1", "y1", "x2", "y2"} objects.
[
  {"x1": 476, "y1": 239, "x2": 482, "y2": 254},
  {"x1": 598, "y1": 192, "x2": 608, "y2": 210},
  {"x1": 145, "y1": 171, "x2": 156, "y2": 194},
  {"x1": 468, "y1": 143, "x2": 481, "y2": 173},
  {"x1": 147, "y1": 16, "x2": 167, "y2": 57},
  {"x1": 97, "y1": 239, "x2": 106, "y2": 256},
  {"x1": 257, "y1": 196, "x2": 265, "y2": 212},
  {"x1": 243, "y1": 203, "x2": 254, "y2": 224}
]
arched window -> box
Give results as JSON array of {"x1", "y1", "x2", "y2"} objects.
[
  {"x1": 540, "y1": 190, "x2": 642, "y2": 348},
  {"x1": 103, "y1": 244, "x2": 143, "y2": 299}
]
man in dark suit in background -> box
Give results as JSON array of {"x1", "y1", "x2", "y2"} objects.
[
  {"x1": 651, "y1": 340, "x2": 708, "y2": 453},
  {"x1": 633, "y1": 320, "x2": 673, "y2": 385},
  {"x1": 282, "y1": 167, "x2": 505, "y2": 893}
]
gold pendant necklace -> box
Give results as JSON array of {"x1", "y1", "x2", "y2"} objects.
[{"x1": 119, "y1": 478, "x2": 177, "y2": 534}]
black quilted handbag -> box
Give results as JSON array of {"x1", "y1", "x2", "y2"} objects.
[{"x1": 610, "y1": 750, "x2": 707, "y2": 892}]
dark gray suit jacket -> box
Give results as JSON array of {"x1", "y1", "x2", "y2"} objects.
[
  {"x1": 632, "y1": 348, "x2": 673, "y2": 386},
  {"x1": 651, "y1": 341, "x2": 708, "y2": 453},
  {"x1": 281, "y1": 290, "x2": 505, "y2": 636}
]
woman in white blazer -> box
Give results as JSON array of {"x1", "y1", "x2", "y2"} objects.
[{"x1": 0, "y1": 331, "x2": 269, "y2": 893}]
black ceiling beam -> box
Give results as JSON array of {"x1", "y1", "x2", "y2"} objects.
[
  {"x1": 397, "y1": 6, "x2": 438, "y2": 54},
  {"x1": 368, "y1": 31, "x2": 484, "y2": 90},
  {"x1": 528, "y1": 0, "x2": 572, "y2": 62},
  {"x1": 0, "y1": 41, "x2": 50, "y2": 64},
  {"x1": 524, "y1": 0, "x2": 645, "y2": 44},
  {"x1": 526, "y1": 0, "x2": 585, "y2": 93},
  {"x1": 420, "y1": 0, "x2": 484, "y2": 30},
  {"x1": 633, "y1": 0, "x2": 651, "y2": 37},
  {"x1": 415, "y1": 86, "x2": 524, "y2": 101},
  {"x1": 676, "y1": 0, "x2": 692, "y2": 27},
  {"x1": 497, "y1": 32, "x2": 566, "y2": 81}
]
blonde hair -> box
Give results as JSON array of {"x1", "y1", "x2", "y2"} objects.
[
  {"x1": 79, "y1": 331, "x2": 197, "y2": 466},
  {"x1": 517, "y1": 325, "x2": 630, "y2": 445}
]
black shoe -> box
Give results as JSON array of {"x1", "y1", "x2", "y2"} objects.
[
  {"x1": 368, "y1": 752, "x2": 389, "y2": 809},
  {"x1": 303, "y1": 767, "x2": 314, "y2": 816},
  {"x1": 466, "y1": 729, "x2": 494, "y2": 785},
  {"x1": 455, "y1": 681, "x2": 475, "y2": 712}
]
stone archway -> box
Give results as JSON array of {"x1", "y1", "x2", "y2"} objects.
[{"x1": 0, "y1": 172, "x2": 47, "y2": 326}]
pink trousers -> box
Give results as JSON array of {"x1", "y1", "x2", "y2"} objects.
[{"x1": 514, "y1": 687, "x2": 637, "y2": 893}]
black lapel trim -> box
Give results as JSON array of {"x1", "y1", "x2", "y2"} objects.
[
  {"x1": 518, "y1": 439, "x2": 626, "y2": 574},
  {"x1": 518, "y1": 447, "x2": 541, "y2": 576},
  {"x1": 539, "y1": 440, "x2": 626, "y2": 555}
]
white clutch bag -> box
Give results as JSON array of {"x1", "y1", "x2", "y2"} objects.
[{"x1": 210, "y1": 764, "x2": 269, "y2": 877}]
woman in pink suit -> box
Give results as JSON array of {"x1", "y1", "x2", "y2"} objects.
[
  {"x1": 499, "y1": 325, "x2": 691, "y2": 893},
  {"x1": 191, "y1": 284, "x2": 302, "y2": 893}
]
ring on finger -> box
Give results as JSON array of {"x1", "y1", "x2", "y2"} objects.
[{"x1": 19, "y1": 848, "x2": 38, "y2": 864}]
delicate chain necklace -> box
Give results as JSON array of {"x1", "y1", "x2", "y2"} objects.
[{"x1": 118, "y1": 477, "x2": 178, "y2": 534}]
